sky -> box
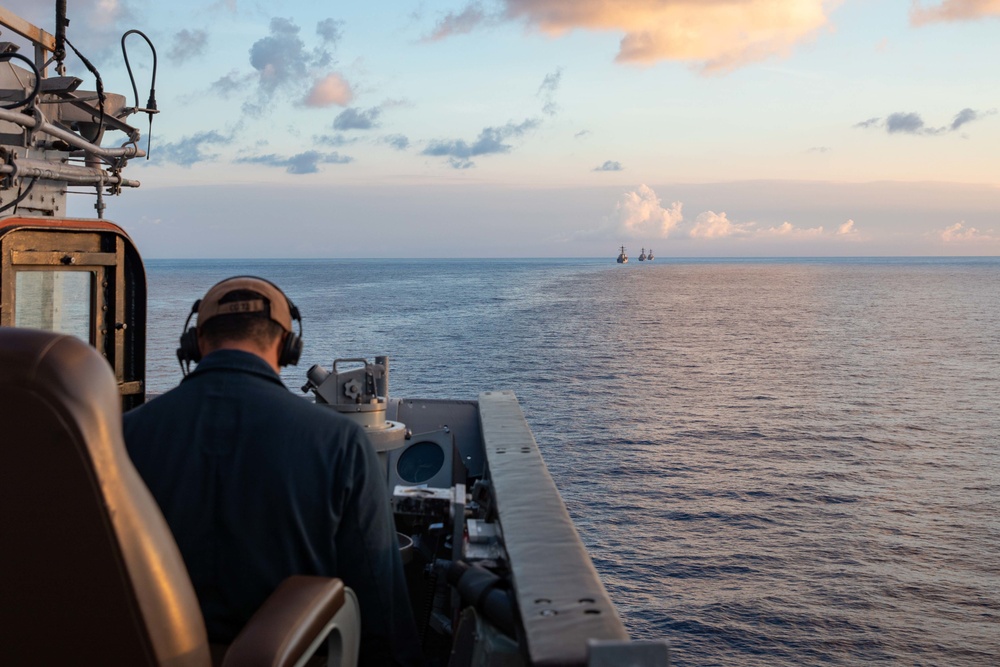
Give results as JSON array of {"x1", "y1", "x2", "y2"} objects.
[{"x1": 4, "y1": 0, "x2": 1000, "y2": 257}]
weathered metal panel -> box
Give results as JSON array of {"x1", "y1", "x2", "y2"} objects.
[{"x1": 479, "y1": 390, "x2": 628, "y2": 667}]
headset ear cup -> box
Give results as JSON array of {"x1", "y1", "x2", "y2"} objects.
[
  {"x1": 178, "y1": 327, "x2": 202, "y2": 364},
  {"x1": 280, "y1": 332, "x2": 303, "y2": 367}
]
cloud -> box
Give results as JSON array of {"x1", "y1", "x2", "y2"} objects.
[
  {"x1": 687, "y1": 212, "x2": 824, "y2": 239},
  {"x1": 157, "y1": 130, "x2": 233, "y2": 166},
  {"x1": 855, "y1": 108, "x2": 995, "y2": 135},
  {"x1": 315, "y1": 133, "x2": 357, "y2": 147},
  {"x1": 594, "y1": 160, "x2": 624, "y2": 172},
  {"x1": 537, "y1": 68, "x2": 563, "y2": 115},
  {"x1": 939, "y1": 221, "x2": 998, "y2": 242},
  {"x1": 250, "y1": 18, "x2": 309, "y2": 94},
  {"x1": 333, "y1": 107, "x2": 382, "y2": 130},
  {"x1": 240, "y1": 17, "x2": 350, "y2": 115},
  {"x1": 422, "y1": 118, "x2": 540, "y2": 167},
  {"x1": 168, "y1": 29, "x2": 208, "y2": 63},
  {"x1": 612, "y1": 185, "x2": 684, "y2": 238},
  {"x1": 807, "y1": 146, "x2": 831, "y2": 153},
  {"x1": 236, "y1": 150, "x2": 353, "y2": 174},
  {"x1": 427, "y1": 0, "x2": 834, "y2": 73},
  {"x1": 887, "y1": 111, "x2": 933, "y2": 134},
  {"x1": 950, "y1": 107, "x2": 985, "y2": 130},
  {"x1": 383, "y1": 134, "x2": 411, "y2": 150},
  {"x1": 574, "y1": 129, "x2": 591, "y2": 139},
  {"x1": 911, "y1": 1, "x2": 1000, "y2": 25},
  {"x1": 211, "y1": 71, "x2": 255, "y2": 98},
  {"x1": 304, "y1": 74, "x2": 354, "y2": 107},
  {"x1": 317, "y1": 18, "x2": 345, "y2": 45},
  {"x1": 689, "y1": 210, "x2": 750, "y2": 239},
  {"x1": 425, "y1": 4, "x2": 492, "y2": 40},
  {"x1": 603, "y1": 186, "x2": 848, "y2": 243},
  {"x1": 759, "y1": 221, "x2": 824, "y2": 237},
  {"x1": 837, "y1": 219, "x2": 858, "y2": 235}
]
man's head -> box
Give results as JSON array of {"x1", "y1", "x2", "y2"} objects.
[{"x1": 185, "y1": 276, "x2": 302, "y2": 371}]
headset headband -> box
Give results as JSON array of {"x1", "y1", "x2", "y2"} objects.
[{"x1": 196, "y1": 276, "x2": 294, "y2": 334}]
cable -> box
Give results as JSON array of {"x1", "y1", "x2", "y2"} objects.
[
  {"x1": 0, "y1": 53, "x2": 40, "y2": 110},
  {"x1": 121, "y1": 30, "x2": 158, "y2": 159},
  {"x1": 0, "y1": 177, "x2": 37, "y2": 214},
  {"x1": 64, "y1": 37, "x2": 106, "y2": 142}
]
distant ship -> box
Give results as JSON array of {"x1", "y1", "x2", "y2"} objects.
[
  {"x1": 616, "y1": 245, "x2": 628, "y2": 263},
  {"x1": 639, "y1": 248, "x2": 647, "y2": 262},
  {"x1": 647, "y1": 249, "x2": 654, "y2": 261}
]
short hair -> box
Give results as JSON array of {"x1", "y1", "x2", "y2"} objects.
[{"x1": 198, "y1": 289, "x2": 284, "y2": 350}]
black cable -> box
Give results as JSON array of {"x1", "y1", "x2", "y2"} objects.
[
  {"x1": 0, "y1": 177, "x2": 37, "y2": 214},
  {"x1": 121, "y1": 30, "x2": 158, "y2": 159},
  {"x1": 54, "y1": 0, "x2": 68, "y2": 65},
  {"x1": 64, "y1": 37, "x2": 106, "y2": 143},
  {"x1": 0, "y1": 53, "x2": 40, "y2": 110}
]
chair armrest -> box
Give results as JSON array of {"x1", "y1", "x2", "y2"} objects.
[{"x1": 222, "y1": 576, "x2": 359, "y2": 667}]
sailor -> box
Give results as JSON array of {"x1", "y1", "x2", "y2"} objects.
[{"x1": 123, "y1": 276, "x2": 421, "y2": 666}]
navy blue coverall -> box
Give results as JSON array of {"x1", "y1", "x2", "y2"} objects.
[{"x1": 124, "y1": 350, "x2": 421, "y2": 666}]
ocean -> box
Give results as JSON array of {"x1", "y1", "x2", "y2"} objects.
[{"x1": 144, "y1": 257, "x2": 1000, "y2": 666}]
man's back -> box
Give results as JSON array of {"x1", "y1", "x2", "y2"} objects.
[{"x1": 125, "y1": 349, "x2": 420, "y2": 665}]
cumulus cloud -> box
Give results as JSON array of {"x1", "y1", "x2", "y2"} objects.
[
  {"x1": 422, "y1": 118, "x2": 540, "y2": 168},
  {"x1": 612, "y1": 185, "x2": 684, "y2": 238},
  {"x1": 911, "y1": 0, "x2": 1000, "y2": 25},
  {"x1": 688, "y1": 212, "x2": 823, "y2": 239},
  {"x1": 168, "y1": 29, "x2": 208, "y2": 64},
  {"x1": 304, "y1": 74, "x2": 354, "y2": 107},
  {"x1": 689, "y1": 211, "x2": 749, "y2": 239},
  {"x1": 760, "y1": 221, "x2": 825, "y2": 237},
  {"x1": 233, "y1": 17, "x2": 354, "y2": 115},
  {"x1": 157, "y1": 130, "x2": 233, "y2": 166},
  {"x1": 537, "y1": 68, "x2": 563, "y2": 116},
  {"x1": 250, "y1": 18, "x2": 310, "y2": 94},
  {"x1": 855, "y1": 107, "x2": 995, "y2": 135},
  {"x1": 333, "y1": 107, "x2": 382, "y2": 130},
  {"x1": 236, "y1": 150, "x2": 353, "y2": 174},
  {"x1": 939, "y1": 221, "x2": 998, "y2": 242},
  {"x1": 602, "y1": 186, "x2": 853, "y2": 244},
  {"x1": 594, "y1": 160, "x2": 624, "y2": 172},
  {"x1": 428, "y1": 0, "x2": 834, "y2": 73},
  {"x1": 837, "y1": 219, "x2": 858, "y2": 235}
]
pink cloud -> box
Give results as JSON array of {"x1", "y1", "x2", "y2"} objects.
[
  {"x1": 939, "y1": 221, "x2": 998, "y2": 242},
  {"x1": 911, "y1": 0, "x2": 1000, "y2": 25},
  {"x1": 303, "y1": 74, "x2": 354, "y2": 108},
  {"x1": 503, "y1": 0, "x2": 834, "y2": 72},
  {"x1": 614, "y1": 185, "x2": 685, "y2": 238}
]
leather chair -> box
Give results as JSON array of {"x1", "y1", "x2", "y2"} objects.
[{"x1": 0, "y1": 328, "x2": 359, "y2": 667}]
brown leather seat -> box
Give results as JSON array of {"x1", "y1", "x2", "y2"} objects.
[{"x1": 0, "y1": 328, "x2": 357, "y2": 667}]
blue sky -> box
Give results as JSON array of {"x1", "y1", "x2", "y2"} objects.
[{"x1": 6, "y1": 0, "x2": 1000, "y2": 257}]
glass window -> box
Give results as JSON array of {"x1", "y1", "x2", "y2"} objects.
[{"x1": 15, "y1": 271, "x2": 93, "y2": 342}]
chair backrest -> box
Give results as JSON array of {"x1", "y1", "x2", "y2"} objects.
[{"x1": 0, "y1": 328, "x2": 211, "y2": 666}]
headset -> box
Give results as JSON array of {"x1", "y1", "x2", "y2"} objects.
[{"x1": 176, "y1": 276, "x2": 303, "y2": 375}]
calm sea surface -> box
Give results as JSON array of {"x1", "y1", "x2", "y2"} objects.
[{"x1": 144, "y1": 258, "x2": 1000, "y2": 666}]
